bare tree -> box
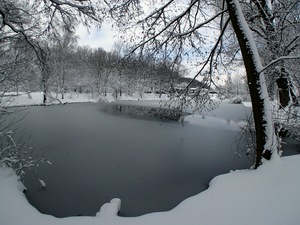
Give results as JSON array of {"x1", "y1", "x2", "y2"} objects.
[
  {"x1": 51, "y1": 31, "x2": 78, "y2": 99},
  {"x1": 103, "y1": 0, "x2": 300, "y2": 167},
  {"x1": 243, "y1": 0, "x2": 300, "y2": 107},
  {"x1": 88, "y1": 47, "x2": 108, "y2": 95},
  {"x1": 0, "y1": 0, "x2": 102, "y2": 42},
  {"x1": 0, "y1": 0, "x2": 104, "y2": 96}
]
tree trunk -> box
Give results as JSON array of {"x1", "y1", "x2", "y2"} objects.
[
  {"x1": 276, "y1": 67, "x2": 296, "y2": 108},
  {"x1": 277, "y1": 79, "x2": 290, "y2": 108},
  {"x1": 39, "y1": 49, "x2": 50, "y2": 105},
  {"x1": 42, "y1": 78, "x2": 47, "y2": 104},
  {"x1": 226, "y1": 0, "x2": 277, "y2": 168},
  {"x1": 253, "y1": 0, "x2": 295, "y2": 108},
  {"x1": 41, "y1": 65, "x2": 49, "y2": 105},
  {"x1": 61, "y1": 74, "x2": 65, "y2": 100}
]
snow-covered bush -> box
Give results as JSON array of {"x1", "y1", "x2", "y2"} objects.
[
  {"x1": 273, "y1": 104, "x2": 300, "y2": 142},
  {"x1": 112, "y1": 104, "x2": 186, "y2": 121},
  {"x1": 0, "y1": 130, "x2": 51, "y2": 180},
  {"x1": 0, "y1": 108, "x2": 51, "y2": 182},
  {"x1": 230, "y1": 96, "x2": 243, "y2": 104},
  {"x1": 234, "y1": 103, "x2": 300, "y2": 165}
]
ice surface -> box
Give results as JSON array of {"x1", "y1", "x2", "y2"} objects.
[
  {"x1": 14, "y1": 102, "x2": 250, "y2": 217},
  {"x1": 1, "y1": 92, "x2": 299, "y2": 224}
]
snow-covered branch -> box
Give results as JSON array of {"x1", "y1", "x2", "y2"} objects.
[
  {"x1": 260, "y1": 55, "x2": 300, "y2": 74},
  {"x1": 173, "y1": 10, "x2": 227, "y2": 37},
  {"x1": 129, "y1": 0, "x2": 201, "y2": 53},
  {"x1": 49, "y1": 0, "x2": 99, "y2": 21}
]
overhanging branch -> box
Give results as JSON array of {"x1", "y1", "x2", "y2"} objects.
[{"x1": 259, "y1": 55, "x2": 300, "y2": 75}]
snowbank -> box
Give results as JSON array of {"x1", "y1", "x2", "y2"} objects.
[
  {"x1": 1, "y1": 155, "x2": 300, "y2": 225},
  {"x1": 184, "y1": 114, "x2": 248, "y2": 131},
  {"x1": 243, "y1": 101, "x2": 252, "y2": 108}
]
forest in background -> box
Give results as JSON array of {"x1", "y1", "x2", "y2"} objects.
[{"x1": 0, "y1": 32, "x2": 188, "y2": 102}]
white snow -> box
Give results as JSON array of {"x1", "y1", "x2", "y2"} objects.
[
  {"x1": 1, "y1": 92, "x2": 169, "y2": 107},
  {"x1": 1, "y1": 154, "x2": 300, "y2": 225},
  {"x1": 39, "y1": 179, "x2": 46, "y2": 188},
  {"x1": 96, "y1": 198, "x2": 122, "y2": 217},
  {"x1": 243, "y1": 101, "x2": 252, "y2": 107}
]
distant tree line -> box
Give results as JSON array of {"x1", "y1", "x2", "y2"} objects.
[{"x1": 0, "y1": 31, "x2": 183, "y2": 103}]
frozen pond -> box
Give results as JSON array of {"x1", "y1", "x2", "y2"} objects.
[{"x1": 12, "y1": 102, "x2": 252, "y2": 217}]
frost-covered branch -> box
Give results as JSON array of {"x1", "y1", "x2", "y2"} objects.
[
  {"x1": 173, "y1": 10, "x2": 227, "y2": 37},
  {"x1": 49, "y1": 0, "x2": 99, "y2": 21},
  {"x1": 260, "y1": 55, "x2": 300, "y2": 74},
  {"x1": 127, "y1": 1, "x2": 202, "y2": 55},
  {"x1": 0, "y1": 130, "x2": 51, "y2": 180}
]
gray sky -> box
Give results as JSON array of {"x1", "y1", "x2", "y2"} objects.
[{"x1": 76, "y1": 23, "x2": 117, "y2": 51}]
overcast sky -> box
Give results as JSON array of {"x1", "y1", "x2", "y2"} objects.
[
  {"x1": 76, "y1": 23, "x2": 117, "y2": 51},
  {"x1": 75, "y1": 21, "x2": 243, "y2": 84}
]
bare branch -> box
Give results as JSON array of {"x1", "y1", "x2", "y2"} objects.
[{"x1": 173, "y1": 9, "x2": 227, "y2": 37}]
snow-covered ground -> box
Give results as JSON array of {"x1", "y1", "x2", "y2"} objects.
[
  {"x1": 1, "y1": 92, "x2": 300, "y2": 225},
  {"x1": 1, "y1": 91, "x2": 169, "y2": 107}
]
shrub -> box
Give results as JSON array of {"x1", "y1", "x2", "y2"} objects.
[{"x1": 230, "y1": 96, "x2": 243, "y2": 104}]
